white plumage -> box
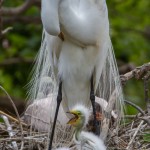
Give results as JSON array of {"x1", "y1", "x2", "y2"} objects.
[
  {"x1": 68, "y1": 105, "x2": 106, "y2": 150},
  {"x1": 77, "y1": 131, "x2": 106, "y2": 150},
  {"x1": 55, "y1": 148, "x2": 69, "y2": 150},
  {"x1": 26, "y1": 0, "x2": 124, "y2": 149}
]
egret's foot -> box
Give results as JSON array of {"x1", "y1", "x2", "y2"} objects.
[{"x1": 93, "y1": 115, "x2": 100, "y2": 136}]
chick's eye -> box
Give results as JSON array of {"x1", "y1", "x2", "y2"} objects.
[{"x1": 77, "y1": 112, "x2": 81, "y2": 115}]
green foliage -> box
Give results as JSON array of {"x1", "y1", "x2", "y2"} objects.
[
  {"x1": 107, "y1": 0, "x2": 150, "y2": 65},
  {"x1": 107, "y1": 0, "x2": 150, "y2": 112},
  {"x1": 0, "y1": 0, "x2": 150, "y2": 109},
  {"x1": 0, "y1": 1, "x2": 42, "y2": 98},
  {"x1": 143, "y1": 133, "x2": 150, "y2": 142}
]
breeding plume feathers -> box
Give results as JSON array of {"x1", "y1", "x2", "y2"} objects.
[{"x1": 25, "y1": 0, "x2": 124, "y2": 149}]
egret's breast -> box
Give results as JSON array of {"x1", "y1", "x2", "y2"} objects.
[{"x1": 59, "y1": 0, "x2": 106, "y2": 45}]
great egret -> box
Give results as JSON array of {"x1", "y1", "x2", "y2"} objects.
[
  {"x1": 26, "y1": 0, "x2": 124, "y2": 149},
  {"x1": 67, "y1": 105, "x2": 106, "y2": 150}
]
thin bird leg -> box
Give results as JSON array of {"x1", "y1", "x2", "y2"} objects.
[
  {"x1": 48, "y1": 81, "x2": 62, "y2": 150},
  {"x1": 90, "y1": 75, "x2": 100, "y2": 135}
]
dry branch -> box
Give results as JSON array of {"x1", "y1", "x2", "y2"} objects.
[
  {"x1": 0, "y1": 86, "x2": 24, "y2": 150},
  {"x1": 0, "y1": 63, "x2": 150, "y2": 149},
  {"x1": 1, "y1": 0, "x2": 40, "y2": 16},
  {"x1": 0, "y1": 110, "x2": 27, "y2": 126},
  {"x1": 0, "y1": 57, "x2": 33, "y2": 67},
  {"x1": 124, "y1": 100, "x2": 145, "y2": 115},
  {"x1": 126, "y1": 120, "x2": 144, "y2": 150},
  {"x1": 100, "y1": 90, "x2": 117, "y2": 141},
  {"x1": 120, "y1": 62, "x2": 150, "y2": 84},
  {"x1": 0, "y1": 0, "x2": 3, "y2": 38}
]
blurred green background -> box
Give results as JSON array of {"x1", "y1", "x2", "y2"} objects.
[{"x1": 0, "y1": 0, "x2": 150, "y2": 114}]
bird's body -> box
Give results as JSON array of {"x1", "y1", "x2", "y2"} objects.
[
  {"x1": 26, "y1": 0, "x2": 124, "y2": 148},
  {"x1": 41, "y1": 0, "x2": 109, "y2": 112},
  {"x1": 75, "y1": 131, "x2": 106, "y2": 150},
  {"x1": 68, "y1": 105, "x2": 106, "y2": 150}
]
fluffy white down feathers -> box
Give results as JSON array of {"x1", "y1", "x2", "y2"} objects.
[{"x1": 71, "y1": 105, "x2": 106, "y2": 150}]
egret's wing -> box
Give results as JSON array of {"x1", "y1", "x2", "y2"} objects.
[
  {"x1": 80, "y1": 132, "x2": 106, "y2": 150},
  {"x1": 26, "y1": 31, "x2": 75, "y2": 148},
  {"x1": 96, "y1": 39, "x2": 124, "y2": 112},
  {"x1": 41, "y1": 0, "x2": 60, "y2": 35},
  {"x1": 92, "y1": 0, "x2": 124, "y2": 115},
  {"x1": 27, "y1": 31, "x2": 61, "y2": 101},
  {"x1": 24, "y1": 95, "x2": 69, "y2": 131}
]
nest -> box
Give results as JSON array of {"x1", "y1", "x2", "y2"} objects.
[
  {"x1": 0, "y1": 62, "x2": 150, "y2": 149},
  {"x1": 0, "y1": 109, "x2": 150, "y2": 150}
]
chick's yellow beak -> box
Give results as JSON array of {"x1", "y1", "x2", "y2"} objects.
[{"x1": 67, "y1": 111, "x2": 79, "y2": 125}]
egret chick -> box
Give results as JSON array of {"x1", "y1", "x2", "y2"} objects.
[{"x1": 67, "y1": 105, "x2": 106, "y2": 150}]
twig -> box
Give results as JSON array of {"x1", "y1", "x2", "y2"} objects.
[
  {"x1": 2, "y1": 0, "x2": 36, "y2": 16},
  {"x1": 0, "y1": 133, "x2": 48, "y2": 142},
  {"x1": 124, "y1": 100, "x2": 145, "y2": 115},
  {"x1": 100, "y1": 90, "x2": 117, "y2": 141},
  {"x1": 1, "y1": 27, "x2": 13, "y2": 35},
  {"x1": 123, "y1": 115, "x2": 136, "y2": 119},
  {"x1": 0, "y1": 110, "x2": 27, "y2": 126},
  {"x1": 0, "y1": 0, "x2": 3, "y2": 38},
  {"x1": 0, "y1": 57, "x2": 33, "y2": 67},
  {"x1": 3, "y1": 16, "x2": 41, "y2": 24},
  {"x1": 1, "y1": 115, "x2": 18, "y2": 150},
  {"x1": 0, "y1": 86, "x2": 24, "y2": 150},
  {"x1": 126, "y1": 120, "x2": 144, "y2": 150},
  {"x1": 139, "y1": 116, "x2": 150, "y2": 126},
  {"x1": 120, "y1": 62, "x2": 150, "y2": 85},
  {"x1": 143, "y1": 78, "x2": 150, "y2": 115}
]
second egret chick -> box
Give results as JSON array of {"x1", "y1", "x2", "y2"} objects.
[{"x1": 67, "y1": 105, "x2": 106, "y2": 150}]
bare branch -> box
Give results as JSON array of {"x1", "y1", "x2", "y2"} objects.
[
  {"x1": 100, "y1": 90, "x2": 117, "y2": 141},
  {"x1": 1, "y1": 27, "x2": 13, "y2": 35},
  {"x1": 144, "y1": 78, "x2": 150, "y2": 115},
  {"x1": 0, "y1": 57, "x2": 33, "y2": 67},
  {"x1": 120, "y1": 62, "x2": 150, "y2": 85},
  {"x1": 0, "y1": 110, "x2": 27, "y2": 126},
  {"x1": 124, "y1": 100, "x2": 145, "y2": 115},
  {"x1": 126, "y1": 121, "x2": 144, "y2": 150},
  {"x1": 2, "y1": 0, "x2": 38, "y2": 16},
  {"x1": 0, "y1": 0, "x2": 3, "y2": 38},
  {"x1": 3, "y1": 16, "x2": 41, "y2": 24},
  {"x1": 0, "y1": 86, "x2": 24, "y2": 150}
]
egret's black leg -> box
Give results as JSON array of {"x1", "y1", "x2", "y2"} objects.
[
  {"x1": 90, "y1": 76, "x2": 100, "y2": 135},
  {"x1": 48, "y1": 82, "x2": 62, "y2": 150}
]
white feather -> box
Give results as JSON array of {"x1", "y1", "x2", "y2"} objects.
[
  {"x1": 70, "y1": 105, "x2": 106, "y2": 150},
  {"x1": 41, "y1": 0, "x2": 60, "y2": 35},
  {"x1": 26, "y1": 0, "x2": 124, "y2": 148},
  {"x1": 77, "y1": 131, "x2": 106, "y2": 150},
  {"x1": 55, "y1": 148, "x2": 69, "y2": 150}
]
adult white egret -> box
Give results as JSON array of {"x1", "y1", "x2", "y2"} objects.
[
  {"x1": 26, "y1": 0, "x2": 124, "y2": 149},
  {"x1": 67, "y1": 105, "x2": 106, "y2": 150}
]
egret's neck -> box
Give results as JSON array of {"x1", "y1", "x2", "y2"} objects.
[
  {"x1": 75, "y1": 127, "x2": 82, "y2": 141},
  {"x1": 74, "y1": 117, "x2": 85, "y2": 141}
]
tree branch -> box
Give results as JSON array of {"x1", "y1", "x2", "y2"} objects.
[
  {"x1": 120, "y1": 62, "x2": 150, "y2": 85},
  {"x1": 0, "y1": 0, "x2": 3, "y2": 38},
  {"x1": 124, "y1": 100, "x2": 145, "y2": 115},
  {"x1": 0, "y1": 57, "x2": 33, "y2": 67},
  {"x1": 1, "y1": 0, "x2": 39, "y2": 16},
  {"x1": 3, "y1": 16, "x2": 41, "y2": 24}
]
